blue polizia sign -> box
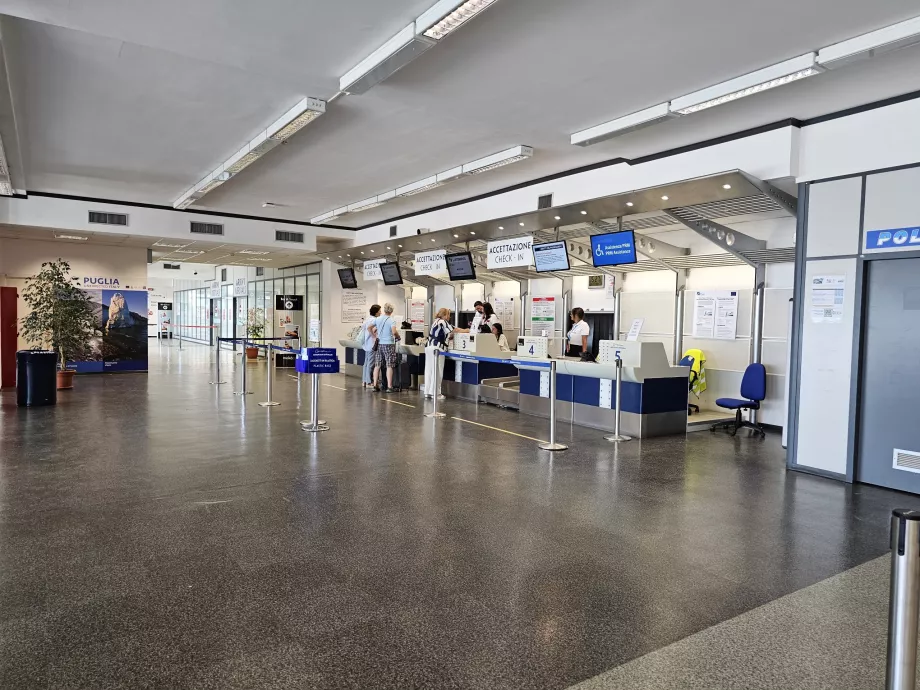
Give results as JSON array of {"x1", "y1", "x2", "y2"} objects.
[{"x1": 865, "y1": 227, "x2": 920, "y2": 252}]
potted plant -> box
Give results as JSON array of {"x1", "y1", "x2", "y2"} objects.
[
  {"x1": 18, "y1": 259, "x2": 97, "y2": 389},
  {"x1": 245, "y1": 308, "x2": 265, "y2": 359}
]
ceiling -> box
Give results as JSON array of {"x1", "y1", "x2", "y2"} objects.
[
  {"x1": 0, "y1": 224, "x2": 321, "y2": 267},
  {"x1": 4, "y1": 0, "x2": 920, "y2": 227}
]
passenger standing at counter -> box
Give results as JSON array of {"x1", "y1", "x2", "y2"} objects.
[
  {"x1": 492, "y1": 323, "x2": 511, "y2": 352},
  {"x1": 362, "y1": 304, "x2": 381, "y2": 389},
  {"x1": 566, "y1": 307, "x2": 589, "y2": 357},
  {"x1": 424, "y1": 308, "x2": 453, "y2": 399},
  {"x1": 371, "y1": 303, "x2": 400, "y2": 393}
]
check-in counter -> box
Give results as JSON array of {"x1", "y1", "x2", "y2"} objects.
[
  {"x1": 513, "y1": 341, "x2": 689, "y2": 438},
  {"x1": 340, "y1": 335, "x2": 426, "y2": 389},
  {"x1": 339, "y1": 339, "x2": 366, "y2": 378},
  {"x1": 441, "y1": 332, "x2": 519, "y2": 402}
]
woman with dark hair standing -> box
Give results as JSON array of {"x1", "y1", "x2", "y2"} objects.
[
  {"x1": 481, "y1": 302, "x2": 500, "y2": 328},
  {"x1": 566, "y1": 307, "x2": 589, "y2": 357},
  {"x1": 362, "y1": 304, "x2": 381, "y2": 389}
]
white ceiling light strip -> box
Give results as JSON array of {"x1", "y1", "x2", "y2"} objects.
[
  {"x1": 571, "y1": 104, "x2": 676, "y2": 147},
  {"x1": 309, "y1": 145, "x2": 532, "y2": 224},
  {"x1": 417, "y1": 0, "x2": 499, "y2": 41},
  {"x1": 669, "y1": 53, "x2": 820, "y2": 115},
  {"x1": 174, "y1": 97, "x2": 325, "y2": 209},
  {"x1": 817, "y1": 15, "x2": 920, "y2": 69}
]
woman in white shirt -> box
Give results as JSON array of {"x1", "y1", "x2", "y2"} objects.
[
  {"x1": 481, "y1": 302, "x2": 500, "y2": 329},
  {"x1": 566, "y1": 307, "x2": 589, "y2": 357},
  {"x1": 424, "y1": 308, "x2": 453, "y2": 399},
  {"x1": 362, "y1": 304, "x2": 381, "y2": 389},
  {"x1": 491, "y1": 323, "x2": 511, "y2": 352}
]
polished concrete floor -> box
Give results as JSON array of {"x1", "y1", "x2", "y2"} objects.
[{"x1": 0, "y1": 341, "x2": 917, "y2": 689}]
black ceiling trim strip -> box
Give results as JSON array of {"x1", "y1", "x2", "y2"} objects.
[{"x1": 23, "y1": 191, "x2": 356, "y2": 231}]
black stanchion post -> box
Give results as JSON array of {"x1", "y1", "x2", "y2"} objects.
[{"x1": 887, "y1": 509, "x2": 920, "y2": 690}]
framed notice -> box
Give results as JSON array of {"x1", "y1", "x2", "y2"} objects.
[
  {"x1": 341, "y1": 290, "x2": 367, "y2": 323},
  {"x1": 693, "y1": 291, "x2": 738, "y2": 340},
  {"x1": 531, "y1": 296, "x2": 555, "y2": 336}
]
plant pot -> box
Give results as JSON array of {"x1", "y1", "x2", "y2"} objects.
[
  {"x1": 246, "y1": 347, "x2": 259, "y2": 360},
  {"x1": 56, "y1": 369, "x2": 75, "y2": 390}
]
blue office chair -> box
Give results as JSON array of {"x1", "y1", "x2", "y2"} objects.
[{"x1": 710, "y1": 363, "x2": 766, "y2": 438}]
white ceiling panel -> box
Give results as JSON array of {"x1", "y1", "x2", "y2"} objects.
[{"x1": 3, "y1": 0, "x2": 920, "y2": 227}]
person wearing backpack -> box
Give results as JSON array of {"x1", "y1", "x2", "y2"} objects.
[
  {"x1": 423, "y1": 308, "x2": 453, "y2": 399},
  {"x1": 360, "y1": 304, "x2": 381, "y2": 389}
]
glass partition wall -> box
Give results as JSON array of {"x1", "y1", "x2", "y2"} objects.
[{"x1": 174, "y1": 263, "x2": 322, "y2": 350}]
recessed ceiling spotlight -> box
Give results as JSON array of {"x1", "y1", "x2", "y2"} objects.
[
  {"x1": 580, "y1": 210, "x2": 587, "y2": 215},
  {"x1": 626, "y1": 202, "x2": 634, "y2": 207},
  {"x1": 519, "y1": 222, "x2": 525, "y2": 227},
  {"x1": 338, "y1": 255, "x2": 343, "y2": 258},
  {"x1": 470, "y1": 232, "x2": 476, "y2": 236},
  {"x1": 347, "y1": 254, "x2": 351, "y2": 257},
  {"x1": 262, "y1": 202, "x2": 277, "y2": 208},
  {"x1": 370, "y1": 249, "x2": 375, "y2": 253},
  {"x1": 454, "y1": 234, "x2": 459, "y2": 238},
  {"x1": 398, "y1": 244, "x2": 403, "y2": 247},
  {"x1": 386, "y1": 246, "x2": 391, "y2": 250},
  {"x1": 498, "y1": 226, "x2": 504, "y2": 230},
  {"x1": 723, "y1": 184, "x2": 732, "y2": 189},
  {"x1": 661, "y1": 195, "x2": 669, "y2": 201},
  {"x1": 360, "y1": 251, "x2": 365, "y2": 254}
]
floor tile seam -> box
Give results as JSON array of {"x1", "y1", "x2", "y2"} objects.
[{"x1": 562, "y1": 554, "x2": 891, "y2": 689}]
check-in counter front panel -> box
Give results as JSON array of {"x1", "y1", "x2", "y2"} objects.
[{"x1": 442, "y1": 356, "x2": 520, "y2": 402}]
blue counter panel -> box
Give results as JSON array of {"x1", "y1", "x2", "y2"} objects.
[
  {"x1": 573, "y1": 376, "x2": 600, "y2": 407},
  {"x1": 345, "y1": 348, "x2": 355, "y2": 365},
  {"x1": 556, "y1": 374, "x2": 574, "y2": 402},
  {"x1": 520, "y1": 369, "x2": 541, "y2": 396},
  {"x1": 640, "y1": 377, "x2": 688, "y2": 414},
  {"x1": 477, "y1": 361, "x2": 520, "y2": 382},
  {"x1": 443, "y1": 357, "x2": 456, "y2": 382},
  {"x1": 461, "y1": 361, "x2": 480, "y2": 385}
]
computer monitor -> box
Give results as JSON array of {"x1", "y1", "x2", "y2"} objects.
[
  {"x1": 445, "y1": 252, "x2": 477, "y2": 281},
  {"x1": 337, "y1": 267, "x2": 358, "y2": 289},
  {"x1": 532, "y1": 240, "x2": 570, "y2": 273},
  {"x1": 379, "y1": 262, "x2": 403, "y2": 286},
  {"x1": 590, "y1": 230, "x2": 637, "y2": 267}
]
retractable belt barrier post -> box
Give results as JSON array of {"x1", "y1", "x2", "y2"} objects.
[
  {"x1": 299, "y1": 348, "x2": 339, "y2": 433},
  {"x1": 233, "y1": 340, "x2": 252, "y2": 396},
  {"x1": 538, "y1": 358, "x2": 567, "y2": 452},
  {"x1": 424, "y1": 350, "x2": 445, "y2": 420},
  {"x1": 258, "y1": 348, "x2": 280, "y2": 407},
  {"x1": 887, "y1": 509, "x2": 920, "y2": 690},
  {"x1": 604, "y1": 356, "x2": 631, "y2": 443},
  {"x1": 210, "y1": 337, "x2": 227, "y2": 385}
]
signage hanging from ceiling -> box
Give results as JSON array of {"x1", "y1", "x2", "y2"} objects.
[
  {"x1": 275, "y1": 295, "x2": 304, "y2": 311},
  {"x1": 487, "y1": 236, "x2": 534, "y2": 269},
  {"x1": 363, "y1": 260, "x2": 383, "y2": 281},
  {"x1": 233, "y1": 276, "x2": 248, "y2": 297},
  {"x1": 414, "y1": 250, "x2": 447, "y2": 276}
]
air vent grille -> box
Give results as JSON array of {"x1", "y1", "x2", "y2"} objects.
[
  {"x1": 89, "y1": 211, "x2": 128, "y2": 226},
  {"x1": 390, "y1": 226, "x2": 397, "y2": 238},
  {"x1": 538, "y1": 194, "x2": 553, "y2": 210},
  {"x1": 163, "y1": 263, "x2": 181, "y2": 270},
  {"x1": 255, "y1": 267, "x2": 264, "y2": 277},
  {"x1": 894, "y1": 449, "x2": 920, "y2": 474},
  {"x1": 276, "y1": 230, "x2": 304, "y2": 243},
  {"x1": 190, "y1": 221, "x2": 223, "y2": 235}
]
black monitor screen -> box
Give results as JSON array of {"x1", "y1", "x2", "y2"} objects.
[
  {"x1": 337, "y1": 268, "x2": 358, "y2": 289},
  {"x1": 532, "y1": 240, "x2": 570, "y2": 273},
  {"x1": 445, "y1": 252, "x2": 477, "y2": 281},
  {"x1": 379, "y1": 262, "x2": 403, "y2": 286}
]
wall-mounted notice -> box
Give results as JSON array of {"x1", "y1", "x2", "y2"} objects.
[
  {"x1": 487, "y1": 236, "x2": 534, "y2": 269},
  {"x1": 693, "y1": 291, "x2": 738, "y2": 340},
  {"x1": 531, "y1": 296, "x2": 555, "y2": 336},
  {"x1": 363, "y1": 260, "x2": 383, "y2": 281},
  {"x1": 233, "y1": 276, "x2": 248, "y2": 297},
  {"x1": 309, "y1": 319, "x2": 321, "y2": 343},
  {"x1": 409, "y1": 300, "x2": 426, "y2": 331},
  {"x1": 414, "y1": 250, "x2": 447, "y2": 276},
  {"x1": 810, "y1": 275, "x2": 845, "y2": 323},
  {"x1": 341, "y1": 289, "x2": 367, "y2": 323},
  {"x1": 605, "y1": 275, "x2": 616, "y2": 299},
  {"x1": 209, "y1": 281, "x2": 221, "y2": 299},
  {"x1": 494, "y1": 297, "x2": 514, "y2": 327},
  {"x1": 626, "y1": 318, "x2": 644, "y2": 341}
]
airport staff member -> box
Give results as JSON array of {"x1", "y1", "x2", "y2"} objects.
[
  {"x1": 424, "y1": 308, "x2": 453, "y2": 399},
  {"x1": 566, "y1": 307, "x2": 589, "y2": 357},
  {"x1": 492, "y1": 323, "x2": 511, "y2": 352},
  {"x1": 481, "y1": 302, "x2": 500, "y2": 329},
  {"x1": 455, "y1": 301, "x2": 484, "y2": 334}
]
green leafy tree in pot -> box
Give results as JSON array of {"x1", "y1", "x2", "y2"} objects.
[
  {"x1": 245, "y1": 307, "x2": 265, "y2": 358},
  {"x1": 18, "y1": 259, "x2": 97, "y2": 370}
]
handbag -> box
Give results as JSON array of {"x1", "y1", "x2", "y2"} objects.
[
  {"x1": 372, "y1": 317, "x2": 390, "y2": 352},
  {"x1": 356, "y1": 321, "x2": 367, "y2": 347}
]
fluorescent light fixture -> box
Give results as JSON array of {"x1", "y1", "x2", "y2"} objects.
[
  {"x1": 267, "y1": 97, "x2": 326, "y2": 141},
  {"x1": 348, "y1": 196, "x2": 388, "y2": 213},
  {"x1": 340, "y1": 23, "x2": 435, "y2": 94},
  {"x1": 463, "y1": 145, "x2": 533, "y2": 174},
  {"x1": 670, "y1": 53, "x2": 820, "y2": 115},
  {"x1": 417, "y1": 0, "x2": 499, "y2": 41},
  {"x1": 238, "y1": 250, "x2": 271, "y2": 255},
  {"x1": 396, "y1": 176, "x2": 443, "y2": 197},
  {"x1": 436, "y1": 165, "x2": 466, "y2": 183},
  {"x1": 310, "y1": 210, "x2": 340, "y2": 224},
  {"x1": 55, "y1": 233, "x2": 88, "y2": 241},
  {"x1": 818, "y1": 16, "x2": 920, "y2": 69},
  {"x1": 571, "y1": 103, "x2": 676, "y2": 146},
  {"x1": 153, "y1": 242, "x2": 187, "y2": 248},
  {"x1": 174, "y1": 250, "x2": 205, "y2": 254},
  {"x1": 243, "y1": 257, "x2": 273, "y2": 262}
]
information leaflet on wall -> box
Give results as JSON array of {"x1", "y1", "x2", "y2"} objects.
[
  {"x1": 309, "y1": 319, "x2": 321, "y2": 343},
  {"x1": 810, "y1": 275, "x2": 845, "y2": 323},
  {"x1": 341, "y1": 289, "x2": 367, "y2": 323},
  {"x1": 413, "y1": 250, "x2": 447, "y2": 276},
  {"x1": 494, "y1": 297, "x2": 514, "y2": 327},
  {"x1": 233, "y1": 276, "x2": 248, "y2": 297},
  {"x1": 606, "y1": 275, "x2": 616, "y2": 299},
  {"x1": 692, "y1": 291, "x2": 738, "y2": 340},
  {"x1": 409, "y1": 300, "x2": 426, "y2": 332},
  {"x1": 626, "y1": 318, "x2": 644, "y2": 342},
  {"x1": 531, "y1": 296, "x2": 555, "y2": 336},
  {"x1": 487, "y1": 236, "x2": 534, "y2": 269},
  {"x1": 363, "y1": 260, "x2": 383, "y2": 281}
]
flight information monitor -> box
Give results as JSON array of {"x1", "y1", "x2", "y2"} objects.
[
  {"x1": 445, "y1": 252, "x2": 477, "y2": 281},
  {"x1": 590, "y1": 230, "x2": 637, "y2": 267},
  {"x1": 337, "y1": 268, "x2": 358, "y2": 289},
  {"x1": 532, "y1": 240, "x2": 570, "y2": 273},
  {"x1": 379, "y1": 262, "x2": 404, "y2": 286}
]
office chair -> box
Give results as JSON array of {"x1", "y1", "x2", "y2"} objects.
[
  {"x1": 678, "y1": 355, "x2": 700, "y2": 415},
  {"x1": 711, "y1": 363, "x2": 766, "y2": 438}
]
